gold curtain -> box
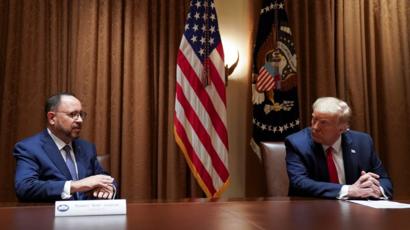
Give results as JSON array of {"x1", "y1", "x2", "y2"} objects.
[
  {"x1": 0, "y1": 0, "x2": 204, "y2": 202},
  {"x1": 287, "y1": 0, "x2": 410, "y2": 198}
]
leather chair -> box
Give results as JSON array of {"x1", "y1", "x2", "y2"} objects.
[
  {"x1": 97, "y1": 154, "x2": 111, "y2": 172},
  {"x1": 260, "y1": 142, "x2": 289, "y2": 197}
]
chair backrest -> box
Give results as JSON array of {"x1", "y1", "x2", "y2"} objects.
[
  {"x1": 260, "y1": 142, "x2": 289, "y2": 197},
  {"x1": 97, "y1": 154, "x2": 110, "y2": 172}
]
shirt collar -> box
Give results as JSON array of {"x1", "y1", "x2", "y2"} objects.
[
  {"x1": 322, "y1": 135, "x2": 342, "y2": 153},
  {"x1": 47, "y1": 128, "x2": 72, "y2": 151}
]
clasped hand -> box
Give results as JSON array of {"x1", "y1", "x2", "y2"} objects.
[
  {"x1": 71, "y1": 174, "x2": 115, "y2": 199},
  {"x1": 348, "y1": 171, "x2": 382, "y2": 199}
]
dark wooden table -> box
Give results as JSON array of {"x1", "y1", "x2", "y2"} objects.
[{"x1": 1, "y1": 198, "x2": 410, "y2": 229}]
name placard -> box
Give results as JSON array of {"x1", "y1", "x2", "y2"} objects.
[{"x1": 55, "y1": 199, "x2": 127, "y2": 216}]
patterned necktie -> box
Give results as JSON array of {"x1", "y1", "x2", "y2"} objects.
[
  {"x1": 63, "y1": 145, "x2": 78, "y2": 180},
  {"x1": 326, "y1": 147, "x2": 339, "y2": 183}
]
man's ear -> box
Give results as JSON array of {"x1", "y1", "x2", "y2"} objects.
[
  {"x1": 47, "y1": 112, "x2": 55, "y2": 125},
  {"x1": 339, "y1": 123, "x2": 349, "y2": 133}
]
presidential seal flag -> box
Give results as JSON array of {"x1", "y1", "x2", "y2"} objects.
[
  {"x1": 252, "y1": 0, "x2": 300, "y2": 143},
  {"x1": 174, "y1": 0, "x2": 229, "y2": 198}
]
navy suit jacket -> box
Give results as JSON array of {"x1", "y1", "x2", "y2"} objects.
[
  {"x1": 285, "y1": 128, "x2": 393, "y2": 199},
  {"x1": 14, "y1": 129, "x2": 113, "y2": 202}
]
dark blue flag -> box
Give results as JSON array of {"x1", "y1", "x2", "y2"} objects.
[{"x1": 252, "y1": 0, "x2": 300, "y2": 142}]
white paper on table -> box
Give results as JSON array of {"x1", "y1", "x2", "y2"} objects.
[{"x1": 348, "y1": 200, "x2": 410, "y2": 209}]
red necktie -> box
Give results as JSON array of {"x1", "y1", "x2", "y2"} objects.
[{"x1": 326, "y1": 147, "x2": 339, "y2": 183}]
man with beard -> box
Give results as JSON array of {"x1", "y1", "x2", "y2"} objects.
[
  {"x1": 13, "y1": 92, "x2": 117, "y2": 202},
  {"x1": 285, "y1": 97, "x2": 393, "y2": 199}
]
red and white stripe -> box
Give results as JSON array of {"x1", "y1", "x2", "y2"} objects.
[
  {"x1": 174, "y1": 36, "x2": 229, "y2": 198},
  {"x1": 256, "y1": 67, "x2": 276, "y2": 92}
]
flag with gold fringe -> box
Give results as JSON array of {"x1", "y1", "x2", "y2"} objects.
[
  {"x1": 174, "y1": 0, "x2": 229, "y2": 198},
  {"x1": 252, "y1": 0, "x2": 300, "y2": 144}
]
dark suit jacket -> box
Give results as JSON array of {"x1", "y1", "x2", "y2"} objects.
[
  {"x1": 285, "y1": 128, "x2": 393, "y2": 199},
  {"x1": 13, "y1": 129, "x2": 114, "y2": 202}
]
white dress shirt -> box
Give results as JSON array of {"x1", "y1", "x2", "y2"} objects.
[
  {"x1": 47, "y1": 129, "x2": 77, "y2": 199},
  {"x1": 322, "y1": 135, "x2": 387, "y2": 199}
]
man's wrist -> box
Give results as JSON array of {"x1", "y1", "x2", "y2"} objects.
[
  {"x1": 61, "y1": 181, "x2": 72, "y2": 199},
  {"x1": 337, "y1": 185, "x2": 350, "y2": 200},
  {"x1": 70, "y1": 180, "x2": 82, "y2": 193},
  {"x1": 379, "y1": 186, "x2": 388, "y2": 200}
]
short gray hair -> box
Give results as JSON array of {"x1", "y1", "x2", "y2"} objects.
[{"x1": 312, "y1": 97, "x2": 352, "y2": 123}]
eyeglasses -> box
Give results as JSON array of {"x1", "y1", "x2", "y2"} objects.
[{"x1": 55, "y1": 111, "x2": 87, "y2": 120}]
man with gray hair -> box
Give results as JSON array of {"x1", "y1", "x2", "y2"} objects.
[{"x1": 285, "y1": 97, "x2": 393, "y2": 199}]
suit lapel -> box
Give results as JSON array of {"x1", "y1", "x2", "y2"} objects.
[
  {"x1": 41, "y1": 131, "x2": 73, "y2": 180},
  {"x1": 307, "y1": 130, "x2": 329, "y2": 181},
  {"x1": 312, "y1": 141, "x2": 329, "y2": 181},
  {"x1": 72, "y1": 141, "x2": 85, "y2": 180},
  {"x1": 342, "y1": 132, "x2": 359, "y2": 184}
]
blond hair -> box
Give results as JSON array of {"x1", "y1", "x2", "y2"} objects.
[{"x1": 312, "y1": 97, "x2": 351, "y2": 123}]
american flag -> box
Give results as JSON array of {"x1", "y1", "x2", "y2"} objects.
[{"x1": 174, "y1": 0, "x2": 229, "y2": 198}]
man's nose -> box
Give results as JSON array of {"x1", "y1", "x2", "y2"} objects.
[{"x1": 76, "y1": 116, "x2": 83, "y2": 123}]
